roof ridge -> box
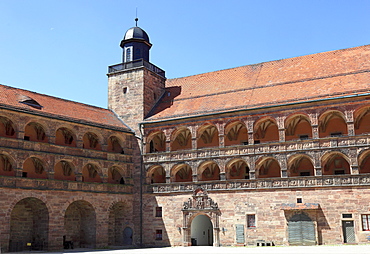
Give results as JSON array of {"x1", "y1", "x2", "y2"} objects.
[{"x1": 166, "y1": 44, "x2": 370, "y2": 82}]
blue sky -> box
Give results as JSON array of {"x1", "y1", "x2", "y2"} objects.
[{"x1": 0, "y1": 0, "x2": 369, "y2": 108}]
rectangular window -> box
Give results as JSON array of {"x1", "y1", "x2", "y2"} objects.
[
  {"x1": 155, "y1": 230, "x2": 163, "y2": 240},
  {"x1": 247, "y1": 214, "x2": 256, "y2": 228},
  {"x1": 362, "y1": 215, "x2": 370, "y2": 231},
  {"x1": 155, "y1": 207, "x2": 162, "y2": 217}
]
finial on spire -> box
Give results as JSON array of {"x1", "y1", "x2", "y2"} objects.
[{"x1": 135, "y1": 7, "x2": 138, "y2": 26}]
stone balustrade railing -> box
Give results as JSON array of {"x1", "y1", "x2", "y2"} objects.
[
  {"x1": 143, "y1": 135, "x2": 370, "y2": 164},
  {"x1": 147, "y1": 174, "x2": 370, "y2": 194}
]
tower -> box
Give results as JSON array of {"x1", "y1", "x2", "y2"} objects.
[{"x1": 107, "y1": 21, "x2": 166, "y2": 135}]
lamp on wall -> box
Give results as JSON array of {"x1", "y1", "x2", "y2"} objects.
[
  {"x1": 178, "y1": 227, "x2": 182, "y2": 233},
  {"x1": 222, "y1": 227, "x2": 227, "y2": 233}
]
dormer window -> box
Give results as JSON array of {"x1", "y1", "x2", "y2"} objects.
[{"x1": 18, "y1": 95, "x2": 42, "y2": 109}]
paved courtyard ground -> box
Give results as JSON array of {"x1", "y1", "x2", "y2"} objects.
[{"x1": 7, "y1": 245, "x2": 368, "y2": 254}]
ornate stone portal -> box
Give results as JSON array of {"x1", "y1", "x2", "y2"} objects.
[{"x1": 181, "y1": 188, "x2": 221, "y2": 246}]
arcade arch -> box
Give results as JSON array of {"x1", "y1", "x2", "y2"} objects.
[
  {"x1": 288, "y1": 155, "x2": 314, "y2": 177},
  {"x1": 319, "y1": 110, "x2": 347, "y2": 138},
  {"x1": 55, "y1": 127, "x2": 76, "y2": 147},
  {"x1": 171, "y1": 164, "x2": 192, "y2": 182},
  {"x1": 23, "y1": 157, "x2": 47, "y2": 179},
  {"x1": 198, "y1": 161, "x2": 220, "y2": 181},
  {"x1": 226, "y1": 159, "x2": 249, "y2": 180},
  {"x1": 256, "y1": 157, "x2": 281, "y2": 178},
  {"x1": 0, "y1": 153, "x2": 15, "y2": 177},
  {"x1": 64, "y1": 200, "x2": 96, "y2": 248},
  {"x1": 83, "y1": 132, "x2": 101, "y2": 150},
  {"x1": 9, "y1": 197, "x2": 49, "y2": 251},
  {"x1": 254, "y1": 117, "x2": 279, "y2": 143},
  {"x1": 82, "y1": 163, "x2": 102, "y2": 183},
  {"x1": 224, "y1": 121, "x2": 248, "y2": 146},
  {"x1": 285, "y1": 114, "x2": 312, "y2": 141},
  {"x1": 0, "y1": 116, "x2": 16, "y2": 138},
  {"x1": 321, "y1": 152, "x2": 350, "y2": 175},
  {"x1": 197, "y1": 124, "x2": 219, "y2": 149},
  {"x1": 171, "y1": 127, "x2": 192, "y2": 151},
  {"x1": 147, "y1": 165, "x2": 166, "y2": 184},
  {"x1": 54, "y1": 160, "x2": 75, "y2": 181},
  {"x1": 24, "y1": 122, "x2": 48, "y2": 142},
  {"x1": 146, "y1": 131, "x2": 166, "y2": 153}
]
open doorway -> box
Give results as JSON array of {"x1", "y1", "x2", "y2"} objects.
[{"x1": 191, "y1": 215, "x2": 213, "y2": 246}]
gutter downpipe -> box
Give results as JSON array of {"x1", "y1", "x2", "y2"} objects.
[{"x1": 138, "y1": 123, "x2": 144, "y2": 247}]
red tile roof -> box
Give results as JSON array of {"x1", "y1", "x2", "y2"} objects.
[
  {"x1": 146, "y1": 44, "x2": 370, "y2": 121},
  {"x1": 0, "y1": 84, "x2": 131, "y2": 131}
]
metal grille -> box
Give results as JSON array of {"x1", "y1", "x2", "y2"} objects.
[{"x1": 343, "y1": 221, "x2": 356, "y2": 243}]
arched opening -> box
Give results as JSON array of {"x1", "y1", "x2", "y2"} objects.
[
  {"x1": 0, "y1": 116, "x2": 16, "y2": 138},
  {"x1": 64, "y1": 200, "x2": 96, "y2": 248},
  {"x1": 285, "y1": 114, "x2": 312, "y2": 141},
  {"x1": 108, "y1": 166, "x2": 125, "y2": 184},
  {"x1": 197, "y1": 124, "x2": 219, "y2": 149},
  {"x1": 9, "y1": 198, "x2": 49, "y2": 252},
  {"x1": 319, "y1": 110, "x2": 348, "y2": 138},
  {"x1": 288, "y1": 212, "x2": 316, "y2": 246},
  {"x1": 82, "y1": 132, "x2": 101, "y2": 150},
  {"x1": 54, "y1": 161, "x2": 75, "y2": 181},
  {"x1": 171, "y1": 164, "x2": 192, "y2": 182},
  {"x1": 288, "y1": 155, "x2": 314, "y2": 177},
  {"x1": 226, "y1": 159, "x2": 249, "y2": 180},
  {"x1": 254, "y1": 118, "x2": 279, "y2": 144},
  {"x1": 256, "y1": 157, "x2": 281, "y2": 178},
  {"x1": 171, "y1": 127, "x2": 192, "y2": 151},
  {"x1": 191, "y1": 215, "x2": 213, "y2": 246},
  {"x1": 108, "y1": 136, "x2": 124, "y2": 154},
  {"x1": 147, "y1": 165, "x2": 166, "y2": 184},
  {"x1": 224, "y1": 121, "x2": 248, "y2": 146},
  {"x1": 322, "y1": 153, "x2": 350, "y2": 175},
  {"x1": 146, "y1": 131, "x2": 166, "y2": 153},
  {"x1": 0, "y1": 154, "x2": 15, "y2": 177},
  {"x1": 82, "y1": 163, "x2": 102, "y2": 183},
  {"x1": 359, "y1": 151, "x2": 370, "y2": 174},
  {"x1": 108, "y1": 202, "x2": 127, "y2": 246},
  {"x1": 55, "y1": 127, "x2": 76, "y2": 147},
  {"x1": 198, "y1": 161, "x2": 220, "y2": 181},
  {"x1": 354, "y1": 106, "x2": 370, "y2": 135},
  {"x1": 24, "y1": 122, "x2": 47, "y2": 142},
  {"x1": 22, "y1": 157, "x2": 47, "y2": 179}
]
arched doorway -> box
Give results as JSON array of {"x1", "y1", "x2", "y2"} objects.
[
  {"x1": 288, "y1": 213, "x2": 316, "y2": 245},
  {"x1": 191, "y1": 215, "x2": 213, "y2": 246},
  {"x1": 123, "y1": 227, "x2": 133, "y2": 245},
  {"x1": 64, "y1": 200, "x2": 96, "y2": 248},
  {"x1": 9, "y1": 198, "x2": 49, "y2": 252},
  {"x1": 182, "y1": 188, "x2": 220, "y2": 247}
]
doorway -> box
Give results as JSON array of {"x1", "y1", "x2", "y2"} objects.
[
  {"x1": 191, "y1": 215, "x2": 213, "y2": 246},
  {"x1": 342, "y1": 221, "x2": 355, "y2": 243},
  {"x1": 288, "y1": 213, "x2": 316, "y2": 245}
]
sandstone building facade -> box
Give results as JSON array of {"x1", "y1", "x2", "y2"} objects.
[{"x1": 1, "y1": 24, "x2": 370, "y2": 251}]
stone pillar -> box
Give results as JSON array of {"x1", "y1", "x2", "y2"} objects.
[
  {"x1": 218, "y1": 123, "x2": 225, "y2": 148},
  {"x1": 345, "y1": 110, "x2": 355, "y2": 136},
  {"x1": 246, "y1": 118, "x2": 254, "y2": 145},
  {"x1": 277, "y1": 116, "x2": 286, "y2": 142},
  {"x1": 280, "y1": 154, "x2": 288, "y2": 178}
]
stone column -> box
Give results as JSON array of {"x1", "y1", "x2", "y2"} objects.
[{"x1": 345, "y1": 110, "x2": 355, "y2": 136}]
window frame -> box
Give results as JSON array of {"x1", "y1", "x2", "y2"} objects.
[
  {"x1": 362, "y1": 214, "x2": 370, "y2": 231},
  {"x1": 247, "y1": 214, "x2": 256, "y2": 228}
]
